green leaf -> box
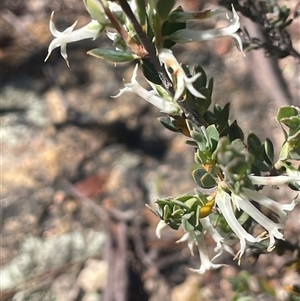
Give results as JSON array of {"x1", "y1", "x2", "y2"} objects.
[
  {"x1": 176, "y1": 195, "x2": 195, "y2": 202},
  {"x1": 253, "y1": 159, "x2": 271, "y2": 172},
  {"x1": 217, "y1": 103, "x2": 230, "y2": 135},
  {"x1": 158, "y1": 116, "x2": 180, "y2": 133},
  {"x1": 162, "y1": 6, "x2": 186, "y2": 48},
  {"x1": 182, "y1": 213, "x2": 195, "y2": 232},
  {"x1": 264, "y1": 138, "x2": 274, "y2": 165},
  {"x1": 277, "y1": 106, "x2": 298, "y2": 121},
  {"x1": 185, "y1": 197, "x2": 199, "y2": 209},
  {"x1": 192, "y1": 168, "x2": 216, "y2": 188},
  {"x1": 135, "y1": 0, "x2": 147, "y2": 26},
  {"x1": 156, "y1": 0, "x2": 176, "y2": 20},
  {"x1": 206, "y1": 124, "x2": 219, "y2": 151},
  {"x1": 163, "y1": 204, "x2": 172, "y2": 219},
  {"x1": 191, "y1": 129, "x2": 207, "y2": 151},
  {"x1": 141, "y1": 58, "x2": 162, "y2": 84},
  {"x1": 280, "y1": 116, "x2": 300, "y2": 131},
  {"x1": 87, "y1": 48, "x2": 137, "y2": 63},
  {"x1": 170, "y1": 199, "x2": 190, "y2": 209},
  {"x1": 193, "y1": 65, "x2": 207, "y2": 89},
  {"x1": 247, "y1": 133, "x2": 263, "y2": 157},
  {"x1": 228, "y1": 120, "x2": 244, "y2": 141},
  {"x1": 207, "y1": 78, "x2": 214, "y2": 98},
  {"x1": 171, "y1": 208, "x2": 184, "y2": 218},
  {"x1": 279, "y1": 141, "x2": 290, "y2": 161}
]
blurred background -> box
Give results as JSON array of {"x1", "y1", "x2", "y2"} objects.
[{"x1": 1, "y1": 0, "x2": 299, "y2": 300}]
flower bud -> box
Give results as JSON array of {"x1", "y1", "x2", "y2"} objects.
[{"x1": 83, "y1": 0, "x2": 107, "y2": 24}]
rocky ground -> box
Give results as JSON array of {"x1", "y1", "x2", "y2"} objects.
[{"x1": 1, "y1": 0, "x2": 299, "y2": 300}]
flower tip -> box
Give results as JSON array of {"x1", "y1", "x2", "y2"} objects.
[
  {"x1": 66, "y1": 58, "x2": 70, "y2": 68},
  {"x1": 156, "y1": 220, "x2": 167, "y2": 238},
  {"x1": 50, "y1": 11, "x2": 55, "y2": 21},
  {"x1": 44, "y1": 52, "x2": 51, "y2": 63},
  {"x1": 267, "y1": 245, "x2": 276, "y2": 252}
]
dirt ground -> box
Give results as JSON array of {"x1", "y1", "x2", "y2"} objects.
[{"x1": 1, "y1": 1, "x2": 300, "y2": 300}]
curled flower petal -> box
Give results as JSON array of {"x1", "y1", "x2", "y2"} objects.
[
  {"x1": 45, "y1": 12, "x2": 104, "y2": 66},
  {"x1": 113, "y1": 64, "x2": 181, "y2": 114},
  {"x1": 155, "y1": 220, "x2": 168, "y2": 238},
  {"x1": 158, "y1": 48, "x2": 205, "y2": 101}
]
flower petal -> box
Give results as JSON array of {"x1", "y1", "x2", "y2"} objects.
[
  {"x1": 232, "y1": 192, "x2": 285, "y2": 251},
  {"x1": 242, "y1": 188, "x2": 296, "y2": 224},
  {"x1": 216, "y1": 186, "x2": 260, "y2": 263},
  {"x1": 190, "y1": 232, "x2": 225, "y2": 274}
]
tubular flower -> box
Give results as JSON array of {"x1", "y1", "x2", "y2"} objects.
[
  {"x1": 232, "y1": 191, "x2": 295, "y2": 252},
  {"x1": 158, "y1": 48, "x2": 205, "y2": 101},
  {"x1": 190, "y1": 232, "x2": 225, "y2": 274},
  {"x1": 113, "y1": 64, "x2": 181, "y2": 114},
  {"x1": 173, "y1": 217, "x2": 234, "y2": 274},
  {"x1": 248, "y1": 175, "x2": 300, "y2": 186},
  {"x1": 200, "y1": 217, "x2": 234, "y2": 260},
  {"x1": 45, "y1": 12, "x2": 104, "y2": 66},
  {"x1": 215, "y1": 185, "x2": 261, "y2": 263},
  {"x1": 169, "y1": 6, "x2": 244, "y2": 54}
]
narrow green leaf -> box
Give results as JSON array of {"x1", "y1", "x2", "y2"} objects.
[
  {"x1": 141, "y1": 58, "x2": 162, "y2": 84},
  {"x1": 135, "y1": 0, "x2": 147, "y2": 26},
  {"x1": 264, "y1": 138, "x2": 274, "y2": 165},
  {"x1": 87, "y1": 48, "x2": 137, "y2": 63}
]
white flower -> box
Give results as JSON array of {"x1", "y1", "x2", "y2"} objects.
[
  {"x1": 190, "y1": 232, "x2": 225, "y2": 274},
  {"x1": 200, "y1": 216, "x2": 234, "y2": 260},
  {"x1": 176, "y1": 231, "x2": 196, "y2": 255},
  {"x1": 175, "y1": 217, "x2": 234, "y2": 273},
  {"x1": 249, "y1": 175, "x2": 300, "y2": 186},
  {"x1": 158, "y1": 48, "x2": 206, "y2": 101},
  {"x1": 215, "y1": 185, "x2": 261, "y2": 263},
  {"x1": 242, "y1": 188, "x2": 296, "y2": 225},
  {"x1": 169, "y1": 6, "x2": 244, "y2": 55},
  {"x1": 112, "y1": 64, "x2": 181, "y2": 114},
  {"x1": 232, "y1": 191, "x2": 295, "y2": 252},
  {"x1": 45, "y1": 12, "x2": 104, "y2": 66}
]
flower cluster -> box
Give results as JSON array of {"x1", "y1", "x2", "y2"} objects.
[
  {"x1": 45, "y1": 0, "x2": 299, "y2": 274},
  {"x1": 156, "y1": 176, "x2": 296, "y2": 273}
]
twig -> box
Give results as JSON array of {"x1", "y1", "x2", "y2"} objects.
[
  {"x1": 117, "y1": 0, "x2": 174, "y2": 94},
  {"x1": 118, "y1": 0, "x2": 202, "y2": 127},
  {"x1": 98, "y1": 0, "x2": 147, "y2": 58}
]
